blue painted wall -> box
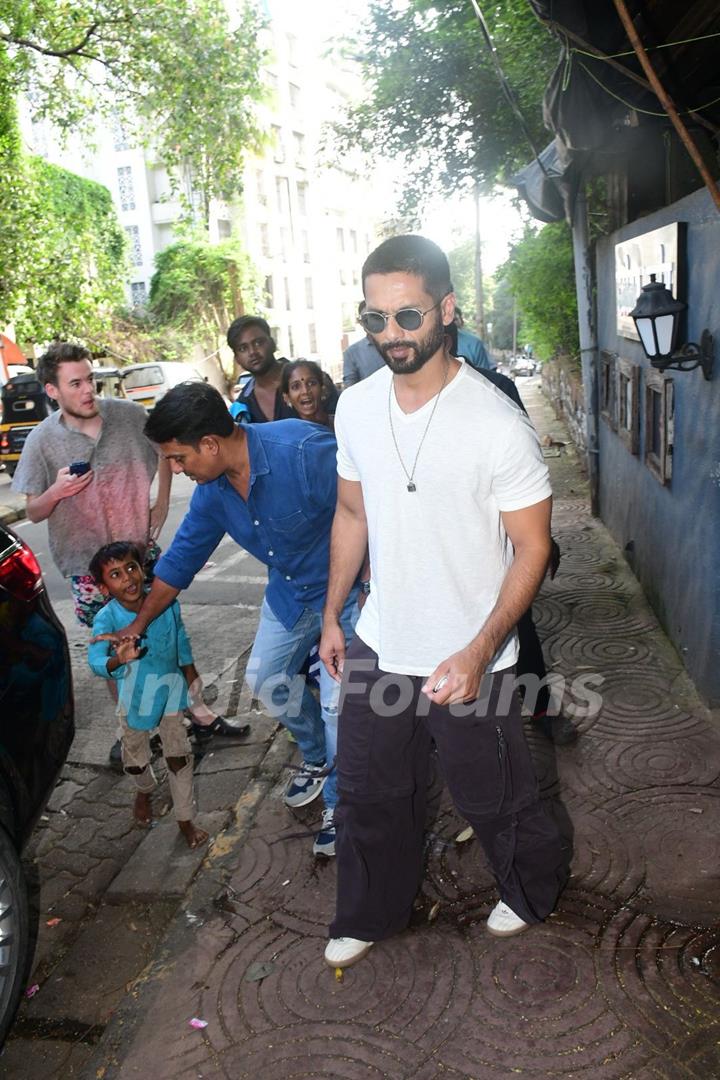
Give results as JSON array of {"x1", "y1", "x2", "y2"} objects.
[{"x1": 596, "y1": 187, "x2": 720, "y2": 705}]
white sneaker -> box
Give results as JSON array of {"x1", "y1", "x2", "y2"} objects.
[
  {"x1": 324, "y1": 937, "x2": 374, "y2": 968},
  {"x1": 486, "y1": 900, "x2": 529, "y2": 938}
]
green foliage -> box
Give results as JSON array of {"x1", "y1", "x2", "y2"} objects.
[
  {"x1": 0, "y1": 0, "x2": 266, "y2": 219},
  {"x1": 13, "y1": 158, "x2": 127, "y2": 342},
  {"x1": 502, "y1": 224, "x2": 578, "y2": 360},
  {"x1": 486, "y1": 276, "x2": 518, "y2": 351},
  {"x1": 335, "y1": 0, "x2": 557, "y2": 213},
  {"x1": 149, "y1": 239, "x2": 261, "y2": 348}
]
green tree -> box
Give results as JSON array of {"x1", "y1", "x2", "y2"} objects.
[
  {"x1": 16, "y1": 159, "x2": 127, "y2": 343},
  {"x1": 486, "y1": 275, "x2": 518, "y2": 351},
  {"x1": 501, "y1": 224, "x2": 578, "y2": 361},
  {"x1": 335, "y1": 0, "x2": 557, "y2": 213},
  {"x1": 0, "y1": 0, "x2": 266, "y2": 221},
  {"x1": 149, "y1": 238, "x2": 261, "y2": 352}
]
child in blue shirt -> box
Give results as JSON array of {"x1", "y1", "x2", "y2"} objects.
[{"x1": 87, "y1": 541, "x2": 208, "y2": 849}]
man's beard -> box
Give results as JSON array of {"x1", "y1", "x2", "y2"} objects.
[{"x1": 377, "y1": 315, "x2": 447, "y2": 375}]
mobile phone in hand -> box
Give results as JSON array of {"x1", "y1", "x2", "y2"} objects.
[{"x1": 69, "y1": 461, "x2": 90, "y2": 476}]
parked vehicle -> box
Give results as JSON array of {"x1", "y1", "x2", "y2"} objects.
[
  {"x1": 121, "y1": 361, "x2": 206, "y2": 410},
  {"x1": 93, "y1": 366, "x2": 127, "y2": 400},
  {"x1": 0, "y1": 374, "x2": 54, "y2": 477},
  {"x1": 0, "y1": 524, "x2": 74, "y2": 1043}
]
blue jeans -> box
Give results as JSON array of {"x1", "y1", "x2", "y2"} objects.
[{"x1": 245, "y1": 592, "x2": 359, "y2": 811}]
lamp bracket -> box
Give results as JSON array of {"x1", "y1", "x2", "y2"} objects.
[{"x1": 651, "y1": 329, "x2": 714, "y2": 380}]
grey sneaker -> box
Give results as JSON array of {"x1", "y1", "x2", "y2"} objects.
[
  {"x1": 284, "y1": 761, "x2": 327, "y2": 808},
  {"x1": 313, "y1": 808, "x2": 336, "y2": 856}
]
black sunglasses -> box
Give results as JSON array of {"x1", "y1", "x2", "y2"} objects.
[{"x1": 360, "y1": 299, "x2": 443, "y2": 334}]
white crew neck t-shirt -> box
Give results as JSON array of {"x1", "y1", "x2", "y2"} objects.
[{"x1": 334, "y1": 360, "x2": 552, "y2": 676}]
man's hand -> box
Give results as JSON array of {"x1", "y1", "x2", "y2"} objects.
[
  {"x1": 421, "y1": 643, "x2": 490, "y2": 706},
  {"x1": 51, "y1": 466, "x2": 93, "y2": 501},
  {"x1": 149, "y1": 499, "x2": 169, "y2": 540},
  {"x1": 319, "y1": 616, "x2": 347, "y2": 683},
  {"x1": 92, "y1": 618, "x2": 144, "y2": 646}
]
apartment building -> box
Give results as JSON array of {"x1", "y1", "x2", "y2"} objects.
[{"x1": 22, "y1": 1, "x2": 378, "y2": 383}]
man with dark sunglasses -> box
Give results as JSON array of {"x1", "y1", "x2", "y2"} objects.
[{"x1": 319, "y1": 234, "x2": 568, "y2": 969}]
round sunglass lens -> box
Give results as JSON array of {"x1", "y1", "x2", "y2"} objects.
[
  {"x1": 395, "y1": 309, "x2": 423, "y2": 331},
  {"x1": 363, "y1": 313, "x2": 386, "y2": 333}
]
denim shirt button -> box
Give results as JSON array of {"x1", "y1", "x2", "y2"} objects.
[
  {"x1": 268, "y1": 550, "x2": 274, "y2": 556},
  {"x1": 253, "y1": 520, "x2": 260, "y2": 525},
  {"x1": 285, "y1": 575, "x2": 291, "y2": 581}
]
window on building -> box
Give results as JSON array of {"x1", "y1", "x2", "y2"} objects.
[
  {"x1": 287, "y1": 34, "x2": 299, "y2": 66},
  {"x1": 305, "y1": 277, "x2": 314, "y2": 309},
  {"x1": 293, "y1": 131, "x2": 306, "y2": 160},
  {"x1": 117, "y1": 166, "x2": 136, "y2": 211},
  {"x1": 339, "y1": 267, "x2": 348, "y2": 286},
  {"x1": 599, "y1": 351, "x2": 617, "y2": 430},
  {"x1": 350, "y1": 229, "x2": 358, "y2": 254},
  {"x1": 217, "y1": 219, "x2": 232, "y2": 239},
  {"x1": 276, "y1": 176, "x2": 290, "y2": 215},
  {"x1": 130, "y1": 281, "x2": 147, "y2": 307},
  {"x1": 308, "y1": 323, "x2": 318, "y2": 353},
  {"x1": 336, "y1": 227, "x2": 345, "y2": 252},
  {"x1": 296, "y1": 181, "x2": 308, "y2": 216},
  {"x1": 617, "y1": 358, "x2": 639, "y2": 454},
  {"x1": 260, "y1": 223, "x2": 271, "y2": 257},
  {"x1": 301, "y1": 230, "x2": 311, "y2": 264},
  {"x1": 352, "y1": 267, "x2": 360, "y2": 286},
  {"x1": 289, "y1": 83, "x2": 301, "y2": 109},
  {"x1": 272, "y1": 125, "x2": 285, "y2": 163},
  {"x1": 281, "y1": 225, "x2": 292, "y2": 257},
  {"x1": 265, "y1": 275, "x2": 274, "y2": 306},
  {"x1": 644, "y1": 370, "x2": 674, "y2": 485},
  {"x1": 287, "y1": 326, "x2": 295, "y2": 356},
  {"x1": 284, "y1": 277, "x2": 292, "y2": 311},
  {"x1": 124, "y1": 225, "x2": 142, "y2": 267},
  {"x1": 256, "y1": 170, "x2": 267, "y2": 205}
]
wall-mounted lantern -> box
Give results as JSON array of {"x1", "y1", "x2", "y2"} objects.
[{"x1": 629, "y1": 274, "x2": 713, "y2": 380}]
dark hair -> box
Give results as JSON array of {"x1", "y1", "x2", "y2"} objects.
[
  {"x1": 226, "y1": 315, "x2": 272, "y2": 352},
  {"x1": 144, "y1": 382, "x2": 234, "y2": 447},
  {"x1": 362, "y1": 235, "x2": 452, "y2": 303},
  {"x1": 37, "y1": 342, "x2": 92, "y2": 386},
  {"x1": 89, "y1": 541, "x2": 144, "y2": 584},
  {"x1": 281, "y1": 359, "x2": 325, "y2": 396}
]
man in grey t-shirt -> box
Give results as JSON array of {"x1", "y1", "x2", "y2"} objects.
[{"x1": 12, "y1": 342, "x2": 172, "y2": 766}]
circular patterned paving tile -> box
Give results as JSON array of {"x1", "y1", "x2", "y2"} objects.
[
  {"x1": 544, "y1": 630, "x2": 654, "y2": 671},
  {"x1": 602, "y1": 788, "x2": 720, "y2": 925},
  {"x1": 201, "y1": 921, "x2": 474, "y2": 1064},
  {"x1": 597, "y1": 907, "x2": 720, "y2": 1054},
  {"x1": 438, "y1": 915, "x2": 653, "y2": 1077},
  {"x1": 580, "y1": 671, "x2": 710, "y2": 741},
  {"x1": 570, "y1": 737, "x2": 720, "y2": 797},
  {"x1": 531, "y1": 595, "x2": 573, "y2": 635}
]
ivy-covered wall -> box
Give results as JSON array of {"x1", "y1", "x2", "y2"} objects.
[{"x1": 0, "y1": 45, "x2": 126, "y2": 347}]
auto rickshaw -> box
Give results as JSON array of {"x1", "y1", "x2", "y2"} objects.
[{"x1": 0, "y1": 375, "x2": 54, "y2": 477}]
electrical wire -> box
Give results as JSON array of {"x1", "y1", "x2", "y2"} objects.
[
  {"x1": 467, "y1": 0, "x2": 552, "y2": 179},
  {"x1": 571, "y1": 28, "x2": 720, "y2": 61},
  {"x1": 578, "y1": 58, "x2": 720, "y2": 118}
]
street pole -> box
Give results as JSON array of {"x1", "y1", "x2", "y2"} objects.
[
  {"x1": 571, "y1": 186, "x2": 600, "y2": 515},
  {"x1": 512, "y1": 296, "x2": 518, "y2": 359},
  {"x1": 474, "y1": 183, "x2": 486, "y2": 338}
]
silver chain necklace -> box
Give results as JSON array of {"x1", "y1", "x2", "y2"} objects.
[{"x1": 387, "y1": 362, "x2": 449, "y2": 492}]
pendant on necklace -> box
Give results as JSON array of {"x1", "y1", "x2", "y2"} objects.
[{"x1": 407, "y1": 481, "x2": 416, "y2": 492}]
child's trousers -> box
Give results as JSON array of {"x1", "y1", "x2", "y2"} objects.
[{"x1": 121, "y1": 714, "x2": 194, "y2": 821}]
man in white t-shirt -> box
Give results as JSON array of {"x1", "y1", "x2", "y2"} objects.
[{"x1": 319, "y1": 235, "x2": 568, "y2": 969}]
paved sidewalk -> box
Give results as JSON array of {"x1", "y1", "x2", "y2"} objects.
[{"x1": 10, "y1": 382, "x2": 720, "y2": 1077}]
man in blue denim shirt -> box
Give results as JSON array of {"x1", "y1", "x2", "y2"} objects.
[{"x1": 93, "y1": 382, "x2": 359, "y2": 856}]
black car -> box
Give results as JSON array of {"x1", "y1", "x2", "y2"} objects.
[{"x1": 0, "y1": 524, "x2": 74, "y2": 1042}]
